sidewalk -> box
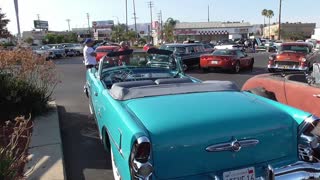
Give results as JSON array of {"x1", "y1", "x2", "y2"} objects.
[{"x1": 24, "y1": 101, "x2": 66, "y2": 180}]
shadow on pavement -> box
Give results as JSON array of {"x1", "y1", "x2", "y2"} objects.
[
  {"x1": 187, "y1": 66, "x2": 268, "y2": 76},
  {"x1": 58, "y1": 106, "x2": 113, "y2": 180}
]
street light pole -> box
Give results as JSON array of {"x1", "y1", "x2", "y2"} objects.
[
  {"x1": 66, "y1": 19, "x2": 71, "y2": 31},
  {"x1": 86, "y1": 13, "x2": 90, "y2": 37},
  {"x1": 13, "y1": 0, "x2": 21, "y2": 44},
  {"x1": 278, "y1": 0, "x2": 282, "y2": 40}
]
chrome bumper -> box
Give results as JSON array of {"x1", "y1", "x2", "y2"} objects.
[
  {"x1": 268, "y1": 64, "x2": 308, "y2": 71},
  {"x1": 273, "y1": 161, "x2": 320, "y2": 180}
]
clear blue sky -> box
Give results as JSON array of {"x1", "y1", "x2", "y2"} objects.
[{"x1": 1, "y1": 0, "x2": 319, "y2": 34}]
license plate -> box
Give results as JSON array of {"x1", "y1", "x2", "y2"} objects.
[
  {"x1": 223, "y1": 167, "x2": 255, "y2": 180},
  {"x1": 211, "y1": 60, "x2": 218, "y2": 64},
  {"x1": 283, "y1": 65, "x2": 289, "y2": 69}
]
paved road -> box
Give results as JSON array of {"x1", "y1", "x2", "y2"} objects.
[{"x1": 53, "y1": 53, "x2": 270, "y2": 180}]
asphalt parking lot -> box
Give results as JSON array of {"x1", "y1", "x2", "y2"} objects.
[{"x1": 53, "y1": 53, "x2": 270, "y2": 180}]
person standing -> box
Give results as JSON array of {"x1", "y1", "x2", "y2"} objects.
[
  {"x1": 118, "y1": 41, "x2": 130, "y2": 65},
  {"x1": 83, "y1": 38, "x2": 97, "y2": 69}
]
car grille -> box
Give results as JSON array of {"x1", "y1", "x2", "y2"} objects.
[
  {"x1": 298, "y1": 144, "x2": 314, "y2": 162},
  {"x1": 275, "y1": 61, "x2": 299, "y2": 66}
]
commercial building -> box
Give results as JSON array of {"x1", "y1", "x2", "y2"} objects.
[
  {"x1": 173, "y1": 22, "x2": 254, "y2": 42},
  {"x1": 263, "y1": 22, "x2": 316, "y2": 40},
  {"x1": 71, "y1": 28, "x2": 91, "y2": 42},
  {"x1": 311, "y1": 28, "x2": 320, "y2": 40}
]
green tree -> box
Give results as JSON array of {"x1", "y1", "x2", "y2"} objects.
[
  {"x1": 0, "y1": 8, "x2": 11, "y2": 38},
  {"x1": 266, "y1": 10, "x2": 274, "y2": 38},
  {"x1": 25, "y1": 37, "x2": 33, "y2": 44},
  {"x1": 125, "y1": 30, "x2": 138, "y2": 44},
  {"x1": 163, "y1": 18, "x2": 178, "y2": 43},
  {"x1": 111, "y1": 24, "x2": 127, "y2": 42},
  {"x1": 43, "y1": 33, "x2": 56, "y2": 44}
]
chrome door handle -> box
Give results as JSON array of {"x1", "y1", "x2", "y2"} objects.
[{"x1": 313, "y1": 94, "x2": 320, "y2": 98}]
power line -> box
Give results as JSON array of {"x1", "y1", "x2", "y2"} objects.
[
  {"x1": 125, "y1": 0, "x2": 128, "y2": 32},
  {"x1": 147, "y1": 1, "x2": 154, "y2": 44},
  {"x1": 37, "y1": 14, "x2": 41, "y2": 31},
  {"x1": 208, "y1": 5, "x2": 210, "y2": 22},
  {"x1": 278, "y1": 0, "x2": 282, "y2": 40},
  {"x1": 66, "y1": 19, "x2": 71, "y2": 31}
]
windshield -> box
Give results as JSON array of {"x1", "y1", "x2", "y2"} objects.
[
  {"x1": 280, "y1": 45, "x2": 310, "y2": 54},
  {"x1": 100, "y1": 51, "x2": 181, "y2": 87},
  {"x1": 213, "y1": 50, "x2": 235, "y2": 56}
]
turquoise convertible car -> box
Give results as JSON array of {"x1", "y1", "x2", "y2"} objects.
[{"x1": 85, "y1": 48, "x2": 320, "y2": 180}]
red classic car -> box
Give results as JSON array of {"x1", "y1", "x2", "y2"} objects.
[
  {"x1": 268, "y1": 42, "x2": 315, "y2": 72},
  {"x1": 200, "y1": 49, "x2": 254, "y2": 73},
  {"x1": 95, "y1": 46, "x2": 120, "y2": 62},
  {"x1": 242, "y1": 63, "x2": 320, "y2": 117}
]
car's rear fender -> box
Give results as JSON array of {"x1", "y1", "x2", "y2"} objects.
[
  {"x1": 243, "y1": 91, "x2": 311, "y2": 125},
  {"x1": 98, "y1": 90, "x2": 150, "y2": 179}
]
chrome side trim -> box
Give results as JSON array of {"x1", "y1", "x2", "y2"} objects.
[
  {"x1": 298, "y1": 115, "x2": 320, "y2": 135},
  {"x1": 206, "y1": 138, "x2": 259, "y2": 152},
  {"x1": 266, "y1": 165, "x2": 275, "y2": 180},
  {"x1": 274, "y1": 161, "x2": 320, "y2": 179},
  {"x1": 105, "y1": 128, "x2": 124, "y2": 158}
]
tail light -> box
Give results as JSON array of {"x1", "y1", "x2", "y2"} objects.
[
  {"x1": 130, "y1": 136, "x2": 153, "y2": 179},
  {"x1": 298, "y1": 116, "x2": 320, "y2": 162}
]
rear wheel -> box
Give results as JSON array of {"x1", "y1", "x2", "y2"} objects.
[
  {"x1": 202, "y1": 68, "x2": 209, "y2": 73},
  {"x1": 249, "y1": 59, "x2": 254, "y2": 72},
  {"x1": 233, "y1": 61, "x2": 240, "y2": 73}
]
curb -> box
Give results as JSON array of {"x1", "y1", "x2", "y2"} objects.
[{"x1": 24, "y1": 101, "x2": 66, "y2": 180}]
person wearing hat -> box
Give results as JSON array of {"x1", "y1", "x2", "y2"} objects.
[{"x1": 83, "y1": 38, "x2": 97, "y2": 69}]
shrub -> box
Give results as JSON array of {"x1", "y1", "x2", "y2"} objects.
[
  {"x1": 0, "y1": 116, "x2": 32, "y2": 180},
  {"x1": 0, "y1": 49, "x2": 58, "y2": 121}
]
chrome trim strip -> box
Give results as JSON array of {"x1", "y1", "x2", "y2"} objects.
[
  {"x1": 266, "y1": 165, "x2": 275, "y2": 180},
  {"x1": 105, "y1": 128, "x2": 124, "y2": 158},
  {"x1": 206, "y1": 138, "x2": 259, "y2": 152},
  {"x1": 274, "y1": 161, "x2": 320, "y2": 179},
  {"x1": 298, "y1": 115, "x2": 319, "y2": 135}
]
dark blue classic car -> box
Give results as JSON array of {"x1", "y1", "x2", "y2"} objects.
[
  {"x1": 159, "y1": 43, "x2": 207, "y2": 69},
  {"x1": 85, "y1": 48, "x2": 320, "y2": 180}
]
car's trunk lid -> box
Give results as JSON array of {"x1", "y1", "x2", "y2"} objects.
[{"x1": 126, "y1": 92, "x2": 298, "y2": 179}]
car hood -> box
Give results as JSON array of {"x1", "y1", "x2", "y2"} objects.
[
  {"x1": 125, "y1": 91, "x2": 299, "y2": 179},
  {"x1": 276, "y1": 52, "x2": 306, "y2": 62}
]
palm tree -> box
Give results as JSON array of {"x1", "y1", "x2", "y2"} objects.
[
  {"x1": 163, "y1": 18, "x2": 178, "y2": 43},
  {"x1": 266, "y1": 10, "x2": 274, "y2": 39},
  {"x1": 261, "y1": 9, "x2": 268, "y2": 27}
]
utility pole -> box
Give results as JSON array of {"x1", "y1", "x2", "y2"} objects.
[
  {"x1": 157, "y1": 10, "x2": 163, "y2": 42},
  {"x1": 133, "y1": 0, "x2": 138, "y2": 33},
  {"x1": 86, "y1": 13, "x2": 90, "y2": 37},
  {"x1": 66, "y1": 19, "x2": 71, "y2": 31},
  {"x1": 208, "y1": 5, "x2": 210, "y2": 22},
  {"x1": 125, "y1": 0, "x2": 128, "y2": 32},
  {"x1": 37, "y1": 14, "x2": 41, "y2": 31},
  {"x1": 148, "y1": 1, "x2": 154, "y2": 44},
  {"x1": 278, "y1": 0, "x2": 282, "y2": 40}
]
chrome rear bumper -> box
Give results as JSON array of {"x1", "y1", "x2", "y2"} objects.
[
  {"x1": 268, "y1": 64, "x2": 308, "y2": 71},
  {"x1": 274, "y1": 161, "x2": 320, "y2": 180}
]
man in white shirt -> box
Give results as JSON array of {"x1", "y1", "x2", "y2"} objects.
[{"x1": 83, "y1": 38, "x2": 97, "y2": 69}]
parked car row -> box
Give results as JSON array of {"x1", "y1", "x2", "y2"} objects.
[
  {"x1": 84, "y1": 48, "x2": 320, "y2": 180},
  {"x1": 32, "y1": 43, "x2": 84, "y2": 60}
]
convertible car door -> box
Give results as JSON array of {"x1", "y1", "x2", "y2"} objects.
[
  {"x1": 90, "y1": 72, "x2": 104, "y2": 124},
  {"x1": 284, "y1": 74, "x2": 320, "y2": 117},
  {"x1": 236, "y1": 50, "x2": 249, "y2": 67}
]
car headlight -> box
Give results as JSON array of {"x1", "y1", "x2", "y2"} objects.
[
  {"x1": 301, "y1": 58, "x2": 307, "y2": 62},
  {"x1": 298, "y1": 115, "x2": 320, "y2": 162}
]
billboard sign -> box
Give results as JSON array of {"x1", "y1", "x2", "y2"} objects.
[
  {"x1": 34, "y1": 20, "x2": 49, "y2": 29},
  {"x1": 92, "y1": 20, "x2": 114, "y2": 29}
]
